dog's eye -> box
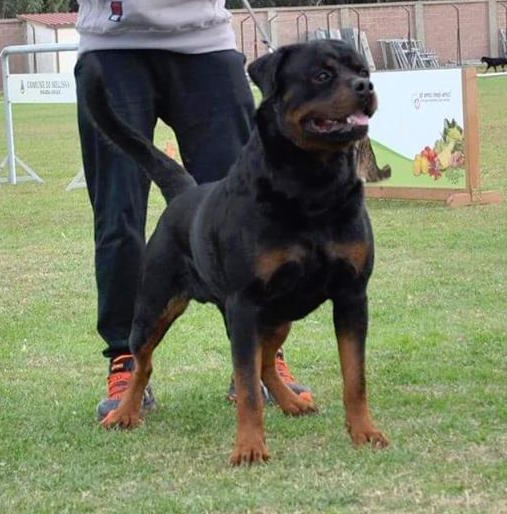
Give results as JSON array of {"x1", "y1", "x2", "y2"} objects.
[
  {"x1": 313, "y1": 70, "x2": 333, "y2": 83},
  {"x1": 359, "y1": 69, "x2": 369, "y2": 78}
]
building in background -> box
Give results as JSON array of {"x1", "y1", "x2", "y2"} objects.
[{"x1": 17, "y1": 13, "x2": 79, "y2": 73}]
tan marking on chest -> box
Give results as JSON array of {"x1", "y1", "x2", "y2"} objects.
[
  {"x1": 256, "y1": 245, "x2": 306, "y2": 283},
  {"x1": 325, "y1": 242, "x2": 369, "y2": 274}
]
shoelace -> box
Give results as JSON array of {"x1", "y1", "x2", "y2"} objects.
[
  {"x1": 275, "y1": 352, "x2": 295, "y2": 383},
  {"x1": 106, "y1": 355, "x2": 133, "y2": 400},
  {"x1": 107, "y1": 371, "x2": 131, "y2": 400}
]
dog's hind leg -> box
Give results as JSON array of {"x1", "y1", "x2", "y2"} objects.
[
  {"x1": 333, "y1": 296, "x2": 389, "y2": 448},
  {"x1": 260, "y1": 323, "x2": 317, "y2": 415},
  {"x1": 101, "y1": 231, "x2": 189, "y2": 429}
]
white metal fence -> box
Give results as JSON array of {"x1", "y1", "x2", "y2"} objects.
[{"x1": 1, "y1": 42, "x2": 83, "y2": 189}]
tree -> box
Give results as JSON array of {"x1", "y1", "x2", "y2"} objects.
[{"x1": 0, "y1": 0, "x2": 78, "y2": 19}]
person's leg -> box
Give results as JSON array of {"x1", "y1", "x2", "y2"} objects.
[
  {"x1": 76, "y1": 50, "x2": 156, "y2": 358},
  {"x1": 75, "y1": 50, "x2": 158, "y2": 419},
  {"x1": 153, "y1": 49, "x2": 254, "y2": 182}
]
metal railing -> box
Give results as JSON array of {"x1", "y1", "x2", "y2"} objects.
[{"x1": 1, "y1": 42, "x2": 78, "y2": 185}]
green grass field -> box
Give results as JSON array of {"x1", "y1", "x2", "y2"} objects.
[{"x1": 0, "y1": 76, "x2": 506, "y2": 513}]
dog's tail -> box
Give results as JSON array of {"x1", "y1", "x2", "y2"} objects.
[{"x1": 79, "y1": 55, "x2": 196, "y2": 203}]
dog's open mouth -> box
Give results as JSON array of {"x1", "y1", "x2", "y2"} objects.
[{"x1": 304, "y1": 111, "x2": 369, "y2": 134}]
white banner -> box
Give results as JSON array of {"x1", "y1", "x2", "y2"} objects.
[
  {"x1": 370, "y1": 69, "x2": 463, "y2": 159},
  {"x1": 368, "y1": 68, "x2": 466, "y2": 188},
  {"x1": 8, "y1": 73, "x2": 76, "y2": 104}
]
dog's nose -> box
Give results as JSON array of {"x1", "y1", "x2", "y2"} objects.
[{"x1": 352, "y1": 77, "x2": 374, "y2": 97}]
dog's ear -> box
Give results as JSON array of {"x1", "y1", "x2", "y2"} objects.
[{"x1": 248, "y1": 48, "x2": 287, "y2": 98}]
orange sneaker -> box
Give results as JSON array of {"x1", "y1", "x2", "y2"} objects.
[
  {"x1": 274, "y1": 350, "x2": 314, "y2": 403},
  {"x1": 96, "y1": 354, "x2": 156, "y2": 421},
  {"x1": 226, "y1": 350, "x2": 313, "y2": 404}
]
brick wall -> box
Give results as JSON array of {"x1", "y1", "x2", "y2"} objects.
[
  {"x1": 231, "y1": 0, "x2": 500, "y2": 68},
  {"x1": 497, "y1": 3, "x2": 507, "y2": 56},
  {"x1": 0, "y1": 19, "x2": 27, "y2": 90},
  {"x1": 424, "y1": 2, "x2": 489, "y2": 64},
  {"x1": 344, "y1": 5, "x2": 417, "y2": 68},
  {"x1": 275, "y1": 9, "x2": 338, "y2": 46},
  {"x1": 498, "y1": 3, "x2": 507, "y2": 31}
]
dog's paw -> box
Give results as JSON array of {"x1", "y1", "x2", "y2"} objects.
[
  {"x1": 230, "y1": 438, "x2": 270, "y2": 466},
  {"x1": 100, "y1": 408, "x2": 144, "y2": 430},
  {"x1": 280, "y1": 394, "x2": 318, "y2": 417},
  {"x1": 347, "y1": 423, "x2": 389, "y2": 449}
]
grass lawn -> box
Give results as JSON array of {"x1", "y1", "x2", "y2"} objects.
[{"x1": 0, "y1": 76, "x2": 506, "y2": 513}]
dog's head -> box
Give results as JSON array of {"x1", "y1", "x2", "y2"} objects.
[
  {"x1": 248, "y1": 40, "x2": 377, "y2": 153},
  {"x1": 480, "y1": 56, "x2": 487, "y2": 63}
]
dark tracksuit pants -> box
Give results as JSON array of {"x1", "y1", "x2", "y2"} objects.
[{"x1": 75, "y1": 49, "x2": 255, "y2": 359}]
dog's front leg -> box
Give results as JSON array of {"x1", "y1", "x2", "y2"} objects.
[
  {"x1": 226, "y1": 295, "x2": 269, "y2": 465},
  {"x1": 333, "y1": 295, "x2": 389, "y2": 448}
]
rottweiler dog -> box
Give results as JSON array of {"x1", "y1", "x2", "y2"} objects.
[
  {"x1": 81, "y1": 40, "x2": 389, "y2": 465},
  {"x1": 481, "y1": 56, "x2": 507, "y2": 72}
]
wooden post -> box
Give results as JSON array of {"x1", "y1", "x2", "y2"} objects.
[
  {"x1": 447, "y1": 68, "x2": 503, "y2": 207},
  {"x1": 463, "y1": 67, "x2": 480, "y2": 198}
]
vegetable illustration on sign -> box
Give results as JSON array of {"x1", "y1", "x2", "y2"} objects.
[{"x1": 413, "y1": 119, "x2": 465, "y2": 183}]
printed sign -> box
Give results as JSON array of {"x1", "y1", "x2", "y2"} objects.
[
  {"x1": 368, "y1": 69, "x2": 466, "y2": 189},
  {"x1": 8, "y1": 73, "x2": 76, "y2": 104}
]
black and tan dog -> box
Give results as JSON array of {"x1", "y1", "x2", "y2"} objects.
[
  {"x1": 481, "y1": 56, "x2": 507, "y2": 72},
  {"x1": 81, "y1": 40, "x2": 389, "y2": 465}
]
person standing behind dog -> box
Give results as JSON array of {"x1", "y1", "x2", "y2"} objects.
[{"x1": 74, "y1": 0, "x2": 313, "y2": 422}]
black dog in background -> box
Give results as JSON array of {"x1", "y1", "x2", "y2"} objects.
[
  {"x1": 481, "y1": 56, "x2": 507, "y2": 72},
  {"x1": 80, "y1": 40, "x2": 389, "y2": 465}
]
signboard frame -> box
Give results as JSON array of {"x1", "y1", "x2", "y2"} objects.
[{"x1": 365, "y1": 68, "x2": 503, "y2": 207}]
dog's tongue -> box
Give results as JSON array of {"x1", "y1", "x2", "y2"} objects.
[{"x1": 347, "y1": 112, "x2": 369, "y2": 126}]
